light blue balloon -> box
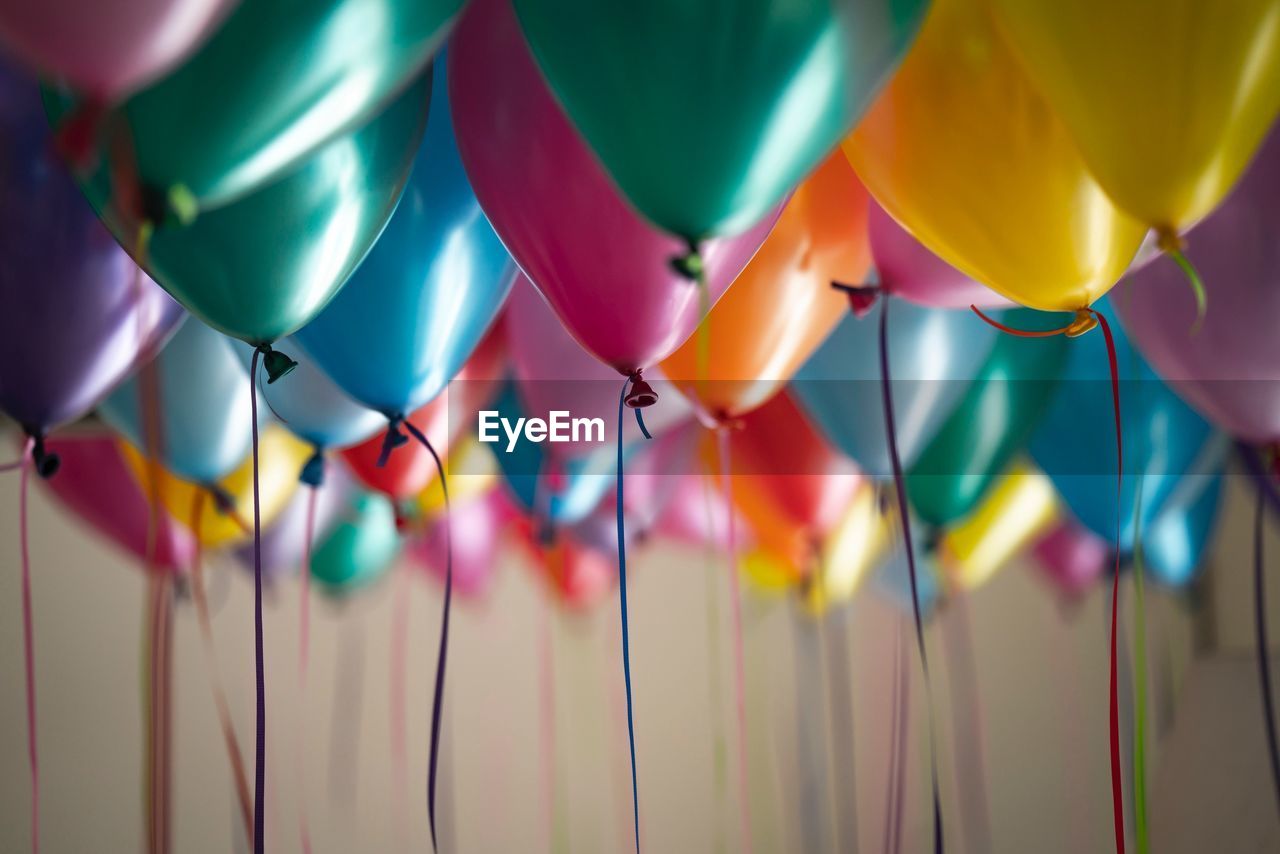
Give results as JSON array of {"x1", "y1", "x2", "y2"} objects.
[
  {"x1": 1029, "y1": 299, "x2": 1218, "y2": 549},
  {"x1": 236, "y1": 337, "x2": 384, "y2": 452},
  {"x1": 99, "y1": 317, "x2": 262, "y2": 484},
  {"x1": 873, "y1": 516, "x2": 941, "y2": 617},
  {"x1": 1141, "y1": 470, "x2": 1223, "y2": 588},
  {"x1": 793, "y1": 301, "x2": 996, "y2": 477},
  {"x1": 296, "y1": 54, "x2": 514, "y2": 418}
]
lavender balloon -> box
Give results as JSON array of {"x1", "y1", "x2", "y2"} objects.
[
  {"x1": 1114, "y1": 127, "x2": 1280, "y2": 443},
  {"x1": 0, "y1": 59, "x2": 182, "y2": 471},
  {"x1": 234, "y1": 464, "x2": 356, "y2": 582}
]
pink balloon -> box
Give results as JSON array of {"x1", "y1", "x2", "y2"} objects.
[
  {"x1": 41, "y1": 431, "x2": 194, "y2": 573},
  {"x1": 448, "y1": 0, "x2": 777, "y2": 375},
  {"x1": 0, "y1": 0, "x2": 233, "y2": 99},
  {"x1": 409, "y1": 490, "x2": 514, "y2": 601},
  {"x1": 1032, "y1": 521, "x2": 1109, "y2": 598},
  {"x1": 869, "y1": 201, "x2": 1008, "y2": 309},
  {"x1": 1113, "y1": 127, "x2": 1280, "y2": 444},
  {"x1": 505, "y1": 277, "x2": 692, "y2": 460}
]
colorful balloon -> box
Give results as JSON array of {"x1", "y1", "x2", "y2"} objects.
[
  {"x1": 53, "y1": 70, "x2": 432, "y2": 350},
  {"x1": 1033, "y1": 521, "x2": 1110, "y2": 599},
  {"x1": 802, "y1": 484, "x2": 891, "y2": 615},
  {"x1": 512, "y1": 524, "x2": 616, "y2": 611},
  {"x1": 661, "y1": 153, "x2": 871, "y2": 422},
  {"x1": 0, "y1": 59, "x2": 182, "y2": 450},
  {"x1": 1141, "y1": 472, "x2": 1223, "y2": 588},
  {"x1": 509, "y1": 0, "x2": 929, "y2": 241},
  {"x1": 310, "y1": 493, "x2": 401, "y2": 595},
  {"x1": 232, "y1": 466, "x2": 358, "y2": 582},
  {"x1": 989, "y1": 0, "x2": 1280, "y2": 234},
  {"x1": 843, "y1": 0, "x2": 1145, "y2": 312},
  {"x1": 41, "y1": 430, "x2": 195, "y2": 573},
  {"x1": 793, "y1": 301, "x2": 995, "y2": 476},
  {"x1": 410, "y1": 489, "x2": 513, "y2": 600},
  {"x1": 449, "y1": 0, "x2": 776, "y2": 375},
  {"x1": 47, "y1": 0, "x2": 461, "y2": 212},
  {"x1": 1112, "y1": 127, "x2": 1280, "y2": 444},
  {"x1": 297, "y1": 58, "x2": 513, "y2": 418},
  {"x1": 99, "y1": 318, "x2": 258, "y2": 485}
]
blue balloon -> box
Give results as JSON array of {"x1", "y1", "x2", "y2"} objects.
[
  {"x1": 1029, "y1": 299, "x2": 1219, "y2": 549},
  {"x1": 236, "y1": 336, "x2": 384, "y2": 452},
  {"x1": 873, "y1": 516, "x2": 942, "y2": 617},
  {"x1": 99, "y1": 318, "x2": 262, "y2": 484},
  {"x1": 792, "y1": 301, "x2": 996, "y2": 477},
  {"x1": 296, "y1": 54, "x2": 513, "y2": 418},
  {"x1": 1141, "y1": 467, "x2": 1224, "y2": 587}
]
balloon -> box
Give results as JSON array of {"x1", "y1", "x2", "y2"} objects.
[
  {"x1": 843, "y1": 0, "x2": 1145, "y2": 312},
  {"x1": 410, "y1": 489, "x2": 513, "y2": 600},
  {"x1": 989, "y1": 0, "x2": 1280, "y2": 234},
  {"x1": 938, "y1": 463, "x2": 1059, "y2": 592},
  {"x1": 1141, "y1": 472, "x2": 1223, "y2": 588},
  {"x1": 41, "y1": 430, "x2": 195, "y2": 573},
  {"x1": 1029, "y1": 299, "x2": 1222, "y2": 549},
  {"x1": 906, "y1": 310, "x2": 1069, "y2": 527},
  {"x1": 715, "y1": 391, "x2": 861, "y2": 577},
  {"x1": 118, "y1": 427, "x2": 309, "y2": 548},
  {"x1": 99, "y1": 318, "x2": 257, "y2": 485},
  {"x1": 651, "y1": 473, "x2": 751, "y2": 553},
  {"x1": 310, "y1": 492, "x2": 401, "y2": 594},
  {"x1": 509, "y1": 0, "x2": 929, "y2": 241},
  {"x1": 868, "y1": 201, "x2": 1007, "y2": 310},
  {"x1": 1033, "y1": 521, "x2": 1110, "y2": 598},
  {"x1": 505, "y1": 278, "x2": 691, "y2": 461},
  {"x1": 47, "y1": 0, "x2": 462, "y2": 213},
  {"x1": 232, "y1": 466, "x2": 358, "y2": 583},
  {"x1": 52, "y1": 71, "x2": 432, "y2": 349},
  {"x1": 793, "y1": 301, "x2": 995, "y2": 476},
  {"x1": 0, "y1": 0, "x2": 230, "y2": 98},
  {"x1": 872, "y1": 515, "x2": 941, "y2": 617},
  {"x1": 416, "y1": 437, "x2": 500, "y2": 521},
  {"x1": 449, "y1": 0, "x2": 777, "y2": 375},
  {"x1": 236, "y1": 336, "x2": 384, "y2": 457},
  {"x1": 296, "y1": 57, "x2": 513, "y2": 418},
  {"x1": 512, "y1": 524, "x2": 615, "y2": 610},
  {"x1": 660, "y1": 152, "x2": 872, "y2": 421},
  {"x1": 0, "y1": 59, "x2": 183, "y2": 443},
  {"x1": 802, "y1": 484, "x2": 891, "y2": 615},
  {"x1": 1111, "y1": 127, "x2": 1280, "y2": 444}
]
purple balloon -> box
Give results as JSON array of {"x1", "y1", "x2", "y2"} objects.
[
  {"x1": 1113, "y1": 127, "x2": 1280, "y2": 443},
  {"x1": 233, "y1": 464, "x2": 356, "y2": 582},
  {"x1": 0, "y1": 59, "x2": 182, "y2": 439}
]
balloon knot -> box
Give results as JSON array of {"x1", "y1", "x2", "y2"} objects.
[
  {"x1": 1065, "y1": 308, "x2": 1099, "y2": 338},
  {"x1": 1155, "y1": 227, "x2": 1185, "y2": 255},
  {"x1": 832, "y1": 281, "x2": 880, "y2": 318},
  {"x1": 256, "y1": 343, "x2": 297, "y2": 384},
  {"x1": 624, "y1": 371, "x2": 658, "y2": 409},
  {"x1": 669, "y1": 239, "x2": 705, "y2": 281},
  {"x1": 535, "y1": 519, "x2": 558, "y2": 548},
  {"x1": 29, "y1": 434, "x2": 59, "y2": 479},
  {"x1": 208, "y1": 484, "x2": 236, "y2": 515},
  {"x1": 52, "y1": 96, "x2": 108, "y2": 173},
  {"x1": 376, "y1": 417, "x2": 410, "y2": 468},
  {"x1": 299, "y1": 449, "x2": 326, "y2": 487}
]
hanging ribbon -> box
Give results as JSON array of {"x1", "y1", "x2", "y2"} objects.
[
  {"x1": 877, "y1": 297, "x2": 944, "y2": 854},
  {"x1": 701, "y1": 479, "x2": 729, "y2": 854},
  {"x1": 1254, "y1": 481, "x2": 1280, "y2": 816},
  {"x1": 297, "y1": 484, "x2": 318, "y2": 854},
  {"x1": 616, "y1": 375, "x2": 644, "y2": 853},
  {"x1": 942, "y1": 597, "x2": 991, "y2": 854},
  {"x1": 15, "y1": 436, "x2": 39, "y2": 854},
  {"x1": 248, "y1": 348, "x2": 267, "y2": 854}
]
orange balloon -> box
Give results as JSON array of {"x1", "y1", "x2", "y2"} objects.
[{"x1": 661, "y1": 152, "x2": 871, "y2": 421}]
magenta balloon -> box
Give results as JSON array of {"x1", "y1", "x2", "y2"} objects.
[
  {"x1": 1112, "y1": 128, "x2": 1280, "y2": 444},
  {"x1": 410, "y1": 490, "x2": 513, "y2": 600},
  {"x1": 0, "y1": 0, "x2": 233, "y2": 99},
  {"x1": 448, "y1": 0, "x2": 777, "y2": 375},
  {"x1": 869, "y1": 201, "x2": 1008, "y2": 310},
  {"x1": 41, "y1": 432, "x2": 195, "y2": 573},
  {"x1": 505, "y1": 277, "x2": 692, "y2": 460},
  {"x1": 1032, "y1": 521, "x2": 1108, "y2": 598}
]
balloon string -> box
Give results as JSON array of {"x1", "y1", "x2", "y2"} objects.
[
  {"x1": 249, "y1": 348, "x2": 266, "y2": 854},
  {"x1": 943, "y1": 597, "x2": 992, "y2": 854},
  {"x1": 1131, "y1": 479, "x2": 1149, "y2": 854},
  {"x1": 1254, "y1": 480, "x2": 1280, "y2": 815},
  {"x1": 189, "y1": 491, "x2": 254, "y2": 841},
  {"x1": 877, "y1": 297, "x2": 944, "y2": 854},
  {"x1": 17, "y1": 437, "x2": 39, "y2": 854},
  {"x1": 1156, "y1": 232, "x2": 1207, "y2": 334},
  {"x1": 401, "y1": 419, "x2": 452, "y2": 853},
  {"x1": 715, "y1": 428, "x2": 753, "y2": 854},
  {"x1": 297, "y1": 485, "x2": 318, "y2": 854},
  {"x1": 969, "y1": 305, "x2": 1075, "y2": 337},
  {"x1": 146, "y1": 572, "x2": 175, "y2": 854},
  {"x1": 702, "y1": 478, "x2": 728, "y2": 854},
  {"x1": 615, "y1": 377, "x2": 642, "y2": 854}
]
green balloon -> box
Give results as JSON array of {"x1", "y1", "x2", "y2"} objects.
[
  {"x1": 86, "y1": 0, "x2": 460, "y2": 213},
  {"x1": 311, "y1": 493, "x2": 401, "y2": 593},
  {"x1": 906, "y1": 310, "x2": 1069, "y2": 528},
  {"x1": 52, "y1": 70, "x2": 431, "y2": 346},
  {"x1": 510, "y1": 0, "x2": 929, "y2": 240}
]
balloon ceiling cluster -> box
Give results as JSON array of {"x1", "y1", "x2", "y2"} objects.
[{"x1": 2, "y1": 0, "x2": 1279, "y2": 852}]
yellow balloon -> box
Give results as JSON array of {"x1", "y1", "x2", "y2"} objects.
[
  {"x1": 416, "y1": 437, "x2": 499, "y2": 520},
  {"x1": 843, "y1": 0, "x2": 1146, "y2": 312},
  {"x1": 802, "y1": 484, "x2": 890, "y2": 616},
  {"x1": 939, "y1": 462, "x2": 1058, "y2": 592},
  {"x1": 989, "y1": 0, "x2": 1280, "y2": 234},
  {"x1": 119, "y1": 427, "x2": 309, "y2": 549},
  {"x1": 740, "y1": 548, "x2": 799, "y2": 597}
]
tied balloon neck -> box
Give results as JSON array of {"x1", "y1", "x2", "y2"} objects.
[
  {"x1": 376, "y1": 417, "x2": 411, "y2": 469},
  {"x1": 29, "y1": 433, "x2": 60, "y2": 479},
  {"x1": 832, "y1": 281, "x2": 880, "y2": 319},
  {"x1": 300, "y1": 450, "x2": 326, "y2": 488},
  {"x1": 208, "y1": 484, "x2": 237, "y2": 516},
  {"x1": 669, "y1": 238, "x2": 706, "y2": 282},
  {"x1": 625, "y1": 371, "x2": 658, "y2": 409},
  {"x1": 256, "y1": 343, "x2": 297, "y2": 384},
  {"x1": 535, "y1": 518, "x2": 558, "y2": 548}
]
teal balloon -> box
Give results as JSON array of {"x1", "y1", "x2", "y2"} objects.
[
  {"x1": 510, "y1": 0, "x2": 930, "y2": 239},
  {"x1": 792, "y1": 300, "x2": 995, "y2": 477},
  {"x1": 296, "y1": 56, "x2": 513, "y2": 417},
  {"x1": 60, "y1": 0, "x2": 462, "y2": 211},
  {"x1": 51, "y1": 71, "x2": 431, "y2": 346},
  {"x1": 1030, "y1": 299, "x2": 1220, "y2": 549},
  {"x1": 311, "y1": 492, "x2": 401, "y2": 593},
  {"x1": 1140, "y1": 470, "x2": 1223, "y2": 587},
  {"x1": 99, "y1": 318, "x2": 262, "y2": 484}
]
